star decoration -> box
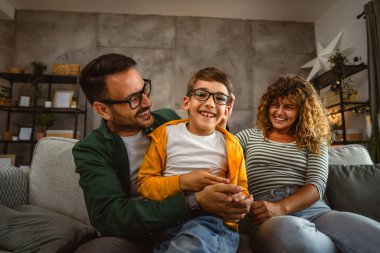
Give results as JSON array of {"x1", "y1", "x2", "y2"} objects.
[{"x1": 301, "y1": 30, "x2": 352, "y2": 81}]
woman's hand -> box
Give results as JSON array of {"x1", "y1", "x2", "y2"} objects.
[
  {"x1": 250, "y1": 200, "x2": 287, "y2": 224},
  {"x1": 250, "y1": 185, "x2": 320, "y2": 224},
  {"x1": 179, "y1": 170, "x2": 229, "y2": 191}
]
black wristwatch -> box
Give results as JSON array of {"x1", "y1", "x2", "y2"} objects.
[{"x1": 186, "y1": 192, "x2": 201, "y2": 212}]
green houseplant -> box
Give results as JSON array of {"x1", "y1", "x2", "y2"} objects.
[
  {"x1": 30, "y1": 61, "x2": 47, "y2": 105},
  {"x1": 35, "y1": 113, "x2": 55, "y2": 140},
  {"x1": 328, "y1": 49, "x2": 355, "y2": 100},
  {"x1": 0, "y1": 84, "x2": 11, "y2": 106}
]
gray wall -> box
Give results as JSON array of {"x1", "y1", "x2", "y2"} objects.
[
  {"x1": 0, "y1": 19, "x2": 14, "y2": 138},
  {"x1": 0, "y1": 20, "x2": 13, "y2": 71},
  {"x1": 0, "y1": 10, "x2": 315, "y2": 164}
]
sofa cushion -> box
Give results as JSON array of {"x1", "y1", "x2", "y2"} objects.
[
  {"x1": 0, "y1": 165, "x2": 28, "y2": 208},
  {"x1": 0, "y1": 205, "x2": 98, "y2": 253},
  {"x1": 29, "y1": 137, "x2": 90, "y2": 224},
  {"x1": 326, "y1": 164, "x2": 380, "y2": 222},
  {"x1": 328, "y1": 144, "x2": 373, "y2": 165}
]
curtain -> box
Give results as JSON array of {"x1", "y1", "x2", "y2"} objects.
[{"x1": 365, "y1": 0, "x2": 380, "y2": 162}]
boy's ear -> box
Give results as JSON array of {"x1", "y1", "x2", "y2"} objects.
[
  {"x1": 222, "y1": 105, "x2": 231, "y2": 120},
  {"x1": 182, "y1": 96, "x2": 190, "y2": 110},
  {"x1": 93, "y1": 102, "x2": 111, "y2": 121}
]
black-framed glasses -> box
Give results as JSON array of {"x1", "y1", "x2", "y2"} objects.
[
  {"x1": 188, "y1": 89, "x2": 230, "y2": 105},
  {"x1": 98, "y1": 79, "x2": 151, "y2": 109}
]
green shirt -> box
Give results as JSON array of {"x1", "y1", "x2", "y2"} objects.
[{"x1": 73, "y1": 108, "x2": 190, "y2": 238}]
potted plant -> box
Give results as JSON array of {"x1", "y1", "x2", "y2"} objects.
[
  {"x1": 29, "y1": 61, "x2": 47, "y2": 106},
  {"x1": 0, "y1": 84, "x2": 11, "y2": 106},
  {"x1": 328, "y1": 49, "x2": 355, "y2": 100},
  {"x1": 35, "y1": 113, "x2": 55, "y2": 140}
]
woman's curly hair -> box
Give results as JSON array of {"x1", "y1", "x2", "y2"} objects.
[{"x1": 256, "y1": 75, "x2": 331, "y2": 155}]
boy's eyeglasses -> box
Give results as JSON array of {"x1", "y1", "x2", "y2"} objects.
[
  {"x1": 188, "y1": 89, "x2": 230, "y2": 105},
  {"x1": 98, "y1": 79, "x2": 151, "y2": 109}
]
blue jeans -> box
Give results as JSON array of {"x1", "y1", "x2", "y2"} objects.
[
  {"x1": 250, "y1": 187, "x2": 380, "y2": 253},
  {"x1": 154, "y1": 215, "x2": 239, "y2": 253}
]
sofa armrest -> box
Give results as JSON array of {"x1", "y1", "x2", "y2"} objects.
[{"x1": 0, "y1": 165, "x2": 29, "y2": 207}]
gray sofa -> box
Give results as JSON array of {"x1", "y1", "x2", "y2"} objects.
[{"x1": 0, "y1": 137, "x2": 378, "y2": 253}]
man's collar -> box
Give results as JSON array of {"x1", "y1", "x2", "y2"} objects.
[{"x1": 99, "y1": 119, "x2": 114, "y2": 140}]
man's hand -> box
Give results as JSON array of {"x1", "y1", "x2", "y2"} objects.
[
  {"x1": 179, "y1": 170, "x2": 229, "y2": 192},
  {"x1": 195, "y1": 183, "x2": 253, "y2": 222},
  {"x1": 250, "y1": 200, "x2": 286, "y2": 224},
  {"x1": 219, "y1": 94, "x2": 235, "y2": 129}
]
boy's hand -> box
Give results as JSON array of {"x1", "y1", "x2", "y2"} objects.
[
  {"x1": 195, "y1": 184, "x2": 253, "y2": 221},
  {"x1": 229, "y1": 192, "x2": 248, "y2": 203},
  {"x1": 179, "y1": 170, "x2": 229, "y2": 191}
]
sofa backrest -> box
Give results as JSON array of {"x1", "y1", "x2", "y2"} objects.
[
  {"x1": 27, "y1": 138, "x2": 373, "y2": 229},
  {"x1": 29, "y1": 137, "x2": 90, "y2": 224},
  {"x1": 328, "y1": 144, "x2": 373, "y2": 165}
]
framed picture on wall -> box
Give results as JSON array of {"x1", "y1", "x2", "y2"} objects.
[
  {"x1": 53, "y1": 91, "x2": 74, "y2": 108},
  {"x1": 19, "y1": 95, "x2": 31, "y2": 107},
  {"x1": 0, "y1": 154, "x2": 16, "y2": 166},
  {"x1": 18, "y1": 126, "x2": 33, "y2": 141}
]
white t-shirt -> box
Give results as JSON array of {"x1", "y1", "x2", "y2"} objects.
[
  {"x1": 165, "y1": 122, "x2": 228, "y2": 178},
  {"x1": 121, "y1": 131, "x2": 150, "y2": 197}
]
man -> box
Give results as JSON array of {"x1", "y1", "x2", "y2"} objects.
[{"x1": 73, "y1": 53, "x2": 253, "y2": 252}]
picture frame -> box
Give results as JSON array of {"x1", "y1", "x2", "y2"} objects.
[
  {"x1": 19, "y1": 95, "x2": 31, "y2": 107},
  {"x1": 53, "y1": 90, "x2": 74, "y2": 108},
  {"x1": 0, "y1": 154, "x2": 16, "y2": 166},
  {"x1": 18, "y1": 126, "x2": 33, "y2": 141}
]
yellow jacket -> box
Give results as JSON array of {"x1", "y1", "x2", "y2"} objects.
[{"x1": 138, "y1": 119, "x2": 249, "y2": 230}]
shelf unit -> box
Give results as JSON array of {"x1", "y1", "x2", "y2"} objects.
[
  {"x1": 326, "y1": 101, "x2": 369, "y2": 116},
  {"x1": 0, "y1": 72, "x2": 87, "y2": 165},
  {"x1": 311, "y1": 64, "x2": 368, "y2": 145}
]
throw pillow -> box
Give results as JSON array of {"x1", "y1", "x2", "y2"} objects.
[
  {"x1": 326, "y1": 164, "x2": 380, "y2": 222},
  {"x1": 0, "y1": 205, "x2": 98, "y2": 253}
]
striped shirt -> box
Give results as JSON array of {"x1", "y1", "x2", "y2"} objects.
[{"x1": 236, "y1": 128, "x2": 328, "y2": 199}]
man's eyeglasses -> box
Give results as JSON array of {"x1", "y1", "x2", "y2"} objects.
[
  {"x1": 98, "y1": 79, "x2": 151, "y2": 109},
  {"x1": 188, "y1": 89, "x2": 230, "y2": 105}
]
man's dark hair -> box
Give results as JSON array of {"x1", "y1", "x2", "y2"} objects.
[{"x1": 79, "y1": 53, "x2": 137, "y2": 105}]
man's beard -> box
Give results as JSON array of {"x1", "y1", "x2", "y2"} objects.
[{"x1": 109, "y1": 106, "x2": 153, "y2": 133}]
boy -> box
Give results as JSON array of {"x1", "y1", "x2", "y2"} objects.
[{"x1": 138, "y1": 67, "x2": 249, "y2": 253}]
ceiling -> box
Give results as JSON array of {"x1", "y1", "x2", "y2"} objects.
[{"x1": 1, "y1": 0, "x2": 338, "y2": 22}]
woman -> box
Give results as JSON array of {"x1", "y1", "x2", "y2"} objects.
[{"x1": 236, "y1": 76, "x2": 380, "y2": 253}]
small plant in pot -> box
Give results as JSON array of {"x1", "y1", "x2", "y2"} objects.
[
  {"x1": 29, "y1": 61, "x2": 47, "y2": 106},
  {"x1": 328, "y1": 49, "x2": 356, "y2": 100},
  {"x1": 35, "y1": 113, "x2": 55, "y2": 140},
  {"x1": 0, "y1": 84, "x2": 11, "y2": 106}
]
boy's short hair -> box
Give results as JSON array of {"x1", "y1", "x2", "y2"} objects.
[{"x1": 186, "y1": 67, "x2": 232, "y2": 96}]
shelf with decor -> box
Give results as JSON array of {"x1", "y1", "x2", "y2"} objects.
[
  {"x1": 0, "y1": 105, "x2": 86, "y2": 113},
  {"x1": 326, "y1": 101, "x2": 369, "y2": 115},
  {"x1": 311, "y1": 64, "x2": 367, "y2": 90},
  {"x1": 311, "y1": 64, "x2": 368, "y2": 145},
  {"x1": 0, "y1": 72, "x2": 87, "y2": 166}
]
